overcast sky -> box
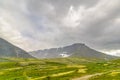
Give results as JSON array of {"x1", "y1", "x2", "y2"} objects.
[{"x1": 0, "y1": 0, "x2": 120, "y2": 55}]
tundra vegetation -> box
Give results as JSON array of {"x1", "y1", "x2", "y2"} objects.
[{"x1": 0, "y1": 57, "x2": 120, "y2": 80}]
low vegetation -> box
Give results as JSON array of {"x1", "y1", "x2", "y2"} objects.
[{"x1": 0, "y1": 57, "x2": 120, "y2": 80}]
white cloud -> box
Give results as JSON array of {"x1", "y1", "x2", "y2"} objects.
[
  {"x1": 62, "y1": 6, "x2": 85, "y2": 27},
  {"x1": 104, "y1": 50, "x2": 120, "y2": 56}
]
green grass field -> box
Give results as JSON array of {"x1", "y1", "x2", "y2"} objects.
[{"x1": 0, "y1": 57, "x2": 120, "y2": 80}]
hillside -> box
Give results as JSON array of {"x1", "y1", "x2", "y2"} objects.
[
  {"x1": 0, "y1": 38, "x2": 33, "y2": 58},
  {"x1": 30, "y1": 43, "x2": 116, "y2": 59}
]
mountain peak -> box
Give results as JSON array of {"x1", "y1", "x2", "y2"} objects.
[
  {"x1": 71, "y1": 43, "x2": 85, "y2": 46},
  {"x1": 30, "y1": 43, "x2": 116, "y2": 59}
]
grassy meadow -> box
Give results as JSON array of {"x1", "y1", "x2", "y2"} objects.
[{"x1": 0, "y1": 57, "x2": 120, "y2": 80}]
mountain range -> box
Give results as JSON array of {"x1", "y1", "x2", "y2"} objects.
[
  {"x1": 0, "y1": 38, "x2": 118, "y2": 59},
  {"x1": 0, "y1": 38, "x2": 33, "y2": 58},
  {"x1": 30, "y1": 43, "x2": 116, "y2": 59}
]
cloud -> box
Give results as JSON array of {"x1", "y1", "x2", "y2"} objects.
[
  {"x1": 0, "y1": 0, "x2": 120, "y2": 56},
  {"x1": 52, "y1": 0, "x2": 120, "y2": 50}
]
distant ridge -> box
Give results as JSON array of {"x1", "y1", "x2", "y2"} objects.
[
  {"x1": 0, "y1": 38, "x2": 33, "y2": 58},
  {"x1": 30, "y1": 43, "x2": 117, "y2": 59}
]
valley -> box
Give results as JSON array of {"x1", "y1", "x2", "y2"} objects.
[
  {"x1": 0, "y1": 57, "x2": 120, "y2": 80},
  {"x1": 0, "y1": 38, "x2": 120, "y2": 80},
  {"x1": 0, "y1": 0, "x2": 120, "y2": 79}
]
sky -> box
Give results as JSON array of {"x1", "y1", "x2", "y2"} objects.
[{"x1": 0, "y1": 0, "x2": 120, "y2": 56}]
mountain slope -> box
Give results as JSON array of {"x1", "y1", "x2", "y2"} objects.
[
  {"x1": 30, "y1": 43, "x2": 116, "y2": 59},
  {"x1": 0, "y1": 38, "x2": 33, "y2": 58}
]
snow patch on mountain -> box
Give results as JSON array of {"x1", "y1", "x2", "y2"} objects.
[{"x1": 59, "y1": 52, "x2": 70, "y2": 57}]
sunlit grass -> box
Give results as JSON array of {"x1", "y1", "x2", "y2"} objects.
[{"x1": 0, "y1": 57, "x2": 120, "y2": 80}]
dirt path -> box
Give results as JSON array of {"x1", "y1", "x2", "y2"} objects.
[{"x1": 72, "y1": 73, "x2": 103, "y2": 80}]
